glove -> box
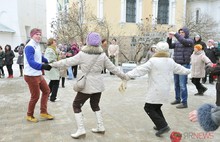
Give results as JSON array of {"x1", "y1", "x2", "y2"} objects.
[
  {"x1": 42, "y1": 64, "x2": 52, "y2": 71},
  {"x1": 118, "y1": 80, "x2": 127, "y2": 94},
  {"x1": 205, "y1": 66, "x2": 212, "y2": 74}
]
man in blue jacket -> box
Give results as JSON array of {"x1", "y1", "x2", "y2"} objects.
[{"x1": 167, "y1": 27, "x2": 194, "y2": 109}]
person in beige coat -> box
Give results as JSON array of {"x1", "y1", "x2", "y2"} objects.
[
  {"x1": 50, "y1": 32, "x2": 127, "y2": 139},
  {"x1": 108, "y1": 38, "x2": 119, "y2": 66},
  {"x1": 44, "y1": 38, "x2": 61, "y2": 102},
  {"x1": 190, "y1": 44, "x2": 212, "y2": 96}
]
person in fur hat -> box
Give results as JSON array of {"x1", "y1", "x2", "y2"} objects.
[
  {"x1": 190, "y1": 44, "x2": 212, "y2": 96},
  {"x1": 189, "y1": 104, "x2": 220, "y2": 131},
  {"x1": 124, "y1": 41, "x2": 191, "y2": 137},
  {"x1": 50, "y1": 32, "x2": 127, "y2": 139}
]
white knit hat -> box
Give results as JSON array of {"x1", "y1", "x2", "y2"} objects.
[{"x1": 155, "y1": 41, "x2": 169, "y2": 52}]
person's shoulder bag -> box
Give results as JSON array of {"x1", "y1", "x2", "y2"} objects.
[{"x1": 73, "y1": 55, "x2": 100, "y2": 92}]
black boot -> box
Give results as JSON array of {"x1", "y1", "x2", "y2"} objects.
[
  {"x1": 155, "y1": 126, "x2": 170, "y2": 137},
  {"x1": 62, "y1": 77, "x2": 65, "y2": 88}
]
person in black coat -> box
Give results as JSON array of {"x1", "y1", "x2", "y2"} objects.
[
  {"x1": 4, "y1": 44, "x2": 15, "y2": 78},
  {"x1": 194, "y1": 35, "x2": 207, "y2": 50},
  {"x1": 202, "y1": 39, "x2": 219, "y2": 84}
]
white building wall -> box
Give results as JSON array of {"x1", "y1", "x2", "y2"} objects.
[
  {"x1": 187, "y1": 0, "x2": 220, "y2": 38},
  {"x1": 0, "y1": 0, "x2": 46, "y2": 48}
]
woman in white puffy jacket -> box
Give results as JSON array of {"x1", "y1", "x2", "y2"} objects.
[
  {"x1": 50, "y1": 32, "x2": 127, "y2": 139},
  {"x1": 125, "y1": 41, "x2": 191, "y2": 137}
]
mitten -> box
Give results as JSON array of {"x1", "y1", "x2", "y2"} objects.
[
  {"x1": 42, "y1": 64, "x2": 52, "y2": 71},
  {"x1": 118, "y1": 80, "x2": 127, "y2": 94}
]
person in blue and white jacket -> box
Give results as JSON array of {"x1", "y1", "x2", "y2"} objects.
[{"x1": 24, "y1": 28, "x2": 54, "y2": 123}]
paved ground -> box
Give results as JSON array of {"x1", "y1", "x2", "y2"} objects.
[{"x1": 0, "y1": 63, "x2": 220, "y2": 142}]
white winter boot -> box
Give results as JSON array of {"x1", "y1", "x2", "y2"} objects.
[
  {"x1": 71, "y1": 112, "x2": 86, "y2": 139},
  {"x1": 91, "y1": 110, "x2": 105, "y2": 134}
]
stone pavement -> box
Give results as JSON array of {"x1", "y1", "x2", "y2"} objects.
[{"x1": 0, "y1": 64, "x2": 220, "y2": 142}]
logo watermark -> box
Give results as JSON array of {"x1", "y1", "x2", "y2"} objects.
[{"x1": 182, "y1": 132, "x2": 214, "y2": 140}]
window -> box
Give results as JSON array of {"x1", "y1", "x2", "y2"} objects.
[
  {"x1": 157, "y1": 0, "x2": 169, "y2": 24},
  {"x1": 126, "y1": 0, "x2": 136, "y2": 23},
  {"x1": 196, "y1": 10, "x2": 199, "y2": 24},
  {"x1": 97, "y1": 0, "x2": 104, "y2": 20}
]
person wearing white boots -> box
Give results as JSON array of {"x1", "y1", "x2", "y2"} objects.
[{"x1": 50, "y1": 32, "x2": 127, "y2": 139}]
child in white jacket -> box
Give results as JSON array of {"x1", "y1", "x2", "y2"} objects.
[{"x1": 125, "y1": 41, "x2": 191, "y2": 137}]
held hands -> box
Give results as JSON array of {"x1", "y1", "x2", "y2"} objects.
[
  {"x1": 205, "y1": 65, "x2": 213, "y2": 74},
  {"x1": 42, "y1": 64, "x2": 52, "y2": 71}
]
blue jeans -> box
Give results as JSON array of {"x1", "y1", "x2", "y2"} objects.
[
  {"x1": 174, "y1": 64, "x2": 190, "y2": 105},
  {"x1": 67, "y1": 67, "x2": 73, "y2": 80}
]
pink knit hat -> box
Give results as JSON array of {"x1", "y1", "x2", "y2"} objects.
[
  {"x1": 208, "y1": 39, "x2": 215, "y2": 45},
  {"x1": 30, "y1": 28, "x2": 42, "y2": 37}
]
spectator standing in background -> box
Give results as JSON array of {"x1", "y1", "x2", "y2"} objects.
[
  {"x1": 4, "y1": 44, "x2": 15, "y2": 78},
  {"x1": 202, "y1": 39, "x2": 219, "y2": 84},
  {"x1": 167, "y1": 27, "x2": 194, "y2": 109}
]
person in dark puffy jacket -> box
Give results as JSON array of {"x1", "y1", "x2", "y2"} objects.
[{"x1": 167, "y1": 27, "x2": 194, "y2": 109}]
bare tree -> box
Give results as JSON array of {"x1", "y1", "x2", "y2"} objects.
[
  {"x1": 185, "y1": 11, "x2": 218, "y2": 41},
  {"x1": 51, "y1": 0, "x2": 111, "y2": 44},
  {"x1": 119, "y1": 14, "x2": 174, "y2": 63}
]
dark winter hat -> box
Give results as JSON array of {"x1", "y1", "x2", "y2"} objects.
[
  {"x1": 86, "y1": 32, "x2": 101, "y2": 47},
  {"x1": 197, "y1": 104, "x2": 219, "y2": 131},
  {"x1": 30, "y1": 28, "x2": 42, "y2": 37}
]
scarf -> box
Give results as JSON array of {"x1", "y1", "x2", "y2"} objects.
[{"x1": 48, "y1": 46, "x2": 60, "y2": 61}]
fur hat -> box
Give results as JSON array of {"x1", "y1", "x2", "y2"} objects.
[
  {"x1": 155, "y1": 41, "x2": 169, "y2": 52},
  {"x1": 194, "y1": 44, "x2": 202, "y2": 50},
  {"x1": 30, "y1": 28, "x2": 42, "y2": 37},
  {"x1": 86, "y1": 32, "x2": 101, "y2": 47},
  {"x1": 197, "y1": 104, "x2": 219, "y2": 131}
]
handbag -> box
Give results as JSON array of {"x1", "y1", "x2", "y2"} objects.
[{"x1": 73, "y1": 55, "x2": 100, "y2": 92}]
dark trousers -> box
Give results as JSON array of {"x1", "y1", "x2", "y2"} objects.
[
  {"x1": 48, "y1": 80, "x2": 60, "y2": 101},
  {"x1": 0, "y1": 66, "x2": 4, "y2": 75},
  {"x1": 144, "y1": 103, "x2": 168, "y2": 130},
  {"x1": 61, "y1": 77, "x2": 65, "y2": 87},
  {"x1": 6, "y1": 64, "x2": 13, "y2": 75},
  {"x1": 73, "y1": 92, "x2": 101, "y2": 113},
  {"x1": 72, "y1": 65, "x2": 78, "y2": 78},
  {"x1": 203, "y1": 72, "x2": 214, "y2": 83},
  {"x1": 216, "y1": 83, "x2": 220, "y2": 106},
  {"x1": 191, "y1": 78, "x2": 206, "y2": 93}
]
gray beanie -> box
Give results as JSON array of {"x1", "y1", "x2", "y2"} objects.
[{"x1": 197, "y1": 104, "x2": 219, "y2": 131}]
